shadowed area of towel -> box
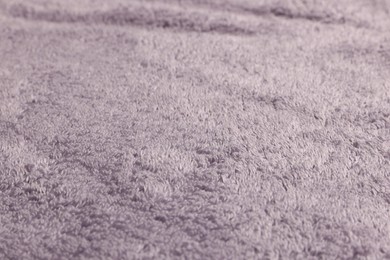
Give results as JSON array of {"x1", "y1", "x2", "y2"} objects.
[{"x1": 0, "y1": 0, "x2": 390, "y2": 259}]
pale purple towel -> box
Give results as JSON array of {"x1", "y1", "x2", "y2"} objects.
[{"x1": 0, "y1": 0, "x2": 390, "y2": 259}]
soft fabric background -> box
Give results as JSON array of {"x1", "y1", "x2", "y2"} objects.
[{"x1": 0, "y1": 0, "x2": 389, "y2": 259}]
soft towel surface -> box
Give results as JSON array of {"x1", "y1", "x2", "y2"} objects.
[{"x1": 0, "y1": 0, "x2": 390, "y2": 259}]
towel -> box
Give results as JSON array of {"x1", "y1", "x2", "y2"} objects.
[{"x1": 0, "y1": 0, "x2": 389, "y2": 259}]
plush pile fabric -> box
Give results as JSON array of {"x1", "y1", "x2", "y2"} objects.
[{"x1": 0, "y1": 0, "x2": 390, "y2": 259}]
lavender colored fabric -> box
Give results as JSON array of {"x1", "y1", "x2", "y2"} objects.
[{"x1": 1, "y1": 0, "x2": 390, "y2": 259}]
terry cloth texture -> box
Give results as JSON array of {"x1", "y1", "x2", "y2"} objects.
[{"x1": 1, "y1": 0, "x2": 390, "y2": 259}]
